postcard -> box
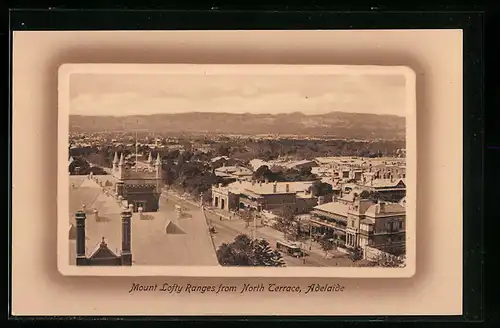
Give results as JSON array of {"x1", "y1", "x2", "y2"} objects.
[{"x1": 58, "y1": 63, "x2": 416, "y2": 278}]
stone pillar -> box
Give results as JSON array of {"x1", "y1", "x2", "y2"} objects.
[
  {"x1": 120, "y1": 208, "x2": 133, "y2": 266},
  {"x1": 75, "y1": 210, "x2": 87, "y2": 266}
]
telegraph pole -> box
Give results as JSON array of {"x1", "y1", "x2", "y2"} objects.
[{"x1": 309, "y1": 224, "x2": 313, "y2": 250}]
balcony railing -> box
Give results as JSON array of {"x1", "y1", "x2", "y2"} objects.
[{"x1": 309, "y1": 217, "x2": 346, "y2": 231}]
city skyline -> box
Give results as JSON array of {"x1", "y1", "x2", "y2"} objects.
[{"x1": 70, "y1": 73, "x2": 407, "y2": 117}]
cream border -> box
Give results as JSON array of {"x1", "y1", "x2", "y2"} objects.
[
  {"x1": 57, "y1": 63, "x2": 416, "y2": 278},
  {"x1": 12, "y1": 29, "x2": 463, "y2": 316}
]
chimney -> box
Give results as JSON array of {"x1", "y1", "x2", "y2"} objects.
[
  {"x1": 375, "y1": 204, "x2": 381, "y2": 214},
  {"x1": 286, "y1": 184, "x2": 290, "y2": 192},
  {"x1": 317, "y1": 196, "x2": 325, "y2": 205},
  {"x1": 120, "y1": 208, "x2": 133, "y2": 265},
  {"x1": 93, "y1": 209, "x2": 99, "y2": 221},
  {"x1": 75, "y1": 210, "x2": 87, "y2": 265},
  {"x1": 273, "y1": 182, "x2": 277, "y2": 193},
  {"x1": 379, "y1": 201, "x2": 385, "y2": 213}
]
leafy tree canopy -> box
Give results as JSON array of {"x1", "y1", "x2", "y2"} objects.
[
  {"x1": 348, "y1": 247, "x2": 364, "y2": 262},
  {"x1": 216, "y1": 234, "x2": 286, "y2": 267},
  {"x1": 309, "y1": 181, "x2": 333, "y2": 197}
]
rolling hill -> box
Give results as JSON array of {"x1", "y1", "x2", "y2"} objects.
[{"x1": 69, "y1": 111, "x2": 406, "y2": 140}]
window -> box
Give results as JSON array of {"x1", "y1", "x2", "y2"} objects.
[{"x1": 399, "y1": 221, "x2": 403, "y2": 229}]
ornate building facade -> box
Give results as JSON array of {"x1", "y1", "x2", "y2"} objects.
[{"x1": 110, "y1": 152, "x2": 163, "y2": 212}]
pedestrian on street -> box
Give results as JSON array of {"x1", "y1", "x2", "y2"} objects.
[{"x1": 220, "y1": 216, "x2": 222, "y2": 221}]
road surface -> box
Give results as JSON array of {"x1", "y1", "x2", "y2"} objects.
[{"x1": 160, "y1": 191, "x2": 355, "y2": 267}]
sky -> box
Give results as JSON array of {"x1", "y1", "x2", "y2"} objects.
[{"x1": 69, "y1": 73, "x2": 407, "y2": 117}]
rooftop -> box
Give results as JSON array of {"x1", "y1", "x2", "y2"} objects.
[
  {"x1": 68, "y1": 176, "x2": 218, "y2": 266},
  {"x1": 226, "y1": 180, "x2": 315, "y2": 195},
  {"x1": 313, "y1": 202, "x2": 350, "y2": 217},
  {"x1": 211, "y1": 156, "x2": 230, "y2": 162},
  {"x1": 214, "y1": 166, "x2": 253, "y2": 175},
  {"x1": 313, "y1": 198, "x2": 405, "y2": 218},
  {"x1": 364, "y1": 202, "x2": 406, "y2": 217},
  {"x1": 362, "y1": 178, "x2": 406, "y2": 189}
]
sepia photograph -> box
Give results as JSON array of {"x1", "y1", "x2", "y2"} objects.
[{"x1": 58, "y1": 64, "x2": 416, "y2": 277}]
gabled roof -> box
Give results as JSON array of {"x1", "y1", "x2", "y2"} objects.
[
  {"x1": 89, "y1": 238, "x2": 120, "y2": 260},
  {"x1": 211, "y1": 156, "x2": 230, "y2": 162},
  {"x1": 69, "y1": 223, "x2": 76, "y2": 240},
  {"x1": 165, "y1": 220, "x2": 186, "y2": 234}
]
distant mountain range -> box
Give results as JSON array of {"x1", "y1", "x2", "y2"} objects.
[{"x1": 69, "y1": 111, "x2": 406, "y2": 140}]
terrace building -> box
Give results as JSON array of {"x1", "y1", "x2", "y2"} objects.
[
  {"x1": 211, "y1": 180, "x2": 319, "y2": 214},
  {"x1": 309, "y1": 195, "x2": 406, "y2": 252}
]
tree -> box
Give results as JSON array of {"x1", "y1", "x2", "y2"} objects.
[
  {"x1": 361, "y1": 253, "x2": 406, "y2": 268},
  {"x1": 274, "y1": 206, "x2": 300, "y2": 241},
  {"x1": 162, "y1": 149, "x2": 180, "y2": 160},
  {"x1": 252, "y1": 165, "x2": 283, "y2": 182},
  {"x1": 377, "y1": 253, "x2": 406, "y2": 267},
  {"x1": 216, "y1": 144, "x2": 231, "y2": 157},
  {"x1": 318, "y1": 237, "x2": 334, "y2": 259},
  {"x1": 216, "y1": 234, "x2": 286, "y2": 267},
  {"x1": 348, "y1": 246, "x2": 364, "y2": 262},
  {"x1": 282, "y1": 167, "x2": 317, "y2": 182},
  {"x1": 240, "y1": 209, "x2": 254, "y2": 228},
  {"x1": 309, "y1": 181, "x2": 333, "y2": 197}
]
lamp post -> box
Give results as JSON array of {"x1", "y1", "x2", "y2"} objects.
[{"x1": 309, "y1": 224, "x2": 313, "y2": 251}]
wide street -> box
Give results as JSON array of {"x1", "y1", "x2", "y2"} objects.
[{"x1": 160, "y1": 190, "x2": 356, "y2": 268}]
